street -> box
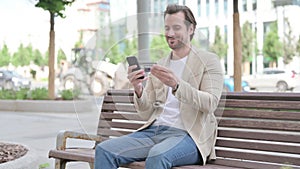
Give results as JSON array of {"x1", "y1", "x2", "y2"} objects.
[{"x1": 0, "y1": 107, "x2": 100, "y2": 169}]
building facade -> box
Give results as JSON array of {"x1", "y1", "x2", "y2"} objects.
[{"x1": 74, "y1": 0, "x2": 300, "y2": 74}]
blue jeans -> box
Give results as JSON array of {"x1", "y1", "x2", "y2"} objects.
[{"x1": 94, "y1": 125, "x2": 203, "y2": 169}]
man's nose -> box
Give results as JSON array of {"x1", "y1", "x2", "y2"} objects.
[{"x1": 166, "y1": 29, "x2": 175, "y2": 37}]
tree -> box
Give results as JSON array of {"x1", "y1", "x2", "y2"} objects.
[
  {"x1": 241, "y1": 21, "x2": 256, "y2": 75},
  {"x1": 210, "y1": 26, "x2": 228, "y2": 75},
  {"x1": 210, "y1": 26, "x2": 228, "y2": 59},
  {"x1": 241, "y1": 21, "x2": 256, "y2": 63},
  {"x1": 11, "y1": 44, "x2": 32, "y2": 66},
  {"x1": 0, "y1": 43, "x2": 11, "y2": 67},
  {"x1": 32, "y1": 49, "x2": 46, "y2": 66},
  {"x1": 150, "y1": 34, "x2": 170, "y2": 62},
  {"x1": 263, "y1": 22, "x2": 283, "y2": 67},
  {"x1": 35, "y1": 0, "x2": 75, "y2": 99},
  {"x1": 282, "y1": 18, "x2": 296, "y2": 65},
  {"x1": 57, "y1": 48, "x2": 67, "y2": 65},
  {"x1": 122, "y1": 35, "x2": 138, "y2": 60},
  {"x1": 297, "y1": 35, "x2": 300, "y2": 55}
]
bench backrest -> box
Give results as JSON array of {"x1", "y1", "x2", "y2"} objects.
[
  {"x1": 97, "y1": 90, "x2": 300, "y2": 169},
  {"x1": 213, "y1": 92, "x2": 300, "y2": 169}
]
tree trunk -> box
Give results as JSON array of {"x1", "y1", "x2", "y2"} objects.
[
  {"x1": 233, "y1": 0, "x2": 242, "y2": 92},
  {"x1": 48, "y1": 12, "x2": 55, "y2": 99}
]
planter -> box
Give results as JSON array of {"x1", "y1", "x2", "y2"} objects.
[
  {"x1": 0, "y1": 99, "x2": 98, "y2": 113},
  {"x1": 0, "y1": 142, "x2": 39, "y2": 169}
]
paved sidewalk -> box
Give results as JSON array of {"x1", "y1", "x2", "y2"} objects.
[{"x1": 0, "y1": 99, "x2": 101, "y2": 169}]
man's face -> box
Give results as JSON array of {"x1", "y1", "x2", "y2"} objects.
[{"x1": 164, "y1": 11, "x2": 193, "y2": 50}]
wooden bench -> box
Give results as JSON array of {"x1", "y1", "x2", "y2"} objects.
[{"x1": 49, "y1": 89, "x2": 300, "y2": 169}]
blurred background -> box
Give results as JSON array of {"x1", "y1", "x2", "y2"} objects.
[{"x1": 1, "y1": 0, "x2": 300, "y2": 97}]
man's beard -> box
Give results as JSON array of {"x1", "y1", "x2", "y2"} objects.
[{"x1": 166, "y1": 36, "x2": 186, "y2": 50}]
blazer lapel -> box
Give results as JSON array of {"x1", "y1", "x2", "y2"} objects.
[{"x1": 182, "y1": 46, "x2": 201, "y2": 84}]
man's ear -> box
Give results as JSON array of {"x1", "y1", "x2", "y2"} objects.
[{"x1": 188, "y1": 25, "x2": 194, "y2": 36}]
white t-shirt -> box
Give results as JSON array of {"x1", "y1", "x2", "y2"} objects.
[{"x1": 153, "y1": 56, "x2": 187, "y2": 130}]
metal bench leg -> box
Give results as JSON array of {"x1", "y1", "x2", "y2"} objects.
[{"x1": 54, "y1": 159, "x2": 67, "y2": 169}]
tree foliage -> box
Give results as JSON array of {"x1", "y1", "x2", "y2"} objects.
[
  {"x1": 35, "y1": 0, "x2": 74, "y2": 18},
  {"x1": 0, "y1": 43, "x2": 11, "y2": 67},
  {"x1": 282, "y1": 18, "x2": 296, "y2": 64},
  {"x1": 150, "y1": 34, "x2": 170, "y2": 62},
  {"x1": 262, "y1": 22, "x2": 283, "y2": 66},
  {"x1": 210, "y1": 26, "x2": 228, "y2": 59},
  {"x1": 12, "y1": 44, "x2": 32, "y2": 66},
  {"x1": 57, "y1": 48, "x2": 67, "y2": 64},
  {"x1": 241, "y1": 21, "x2": 256, "y2": 63},
  {"x1": 297, "y1": 35, "x2": 300, "y2": 56},
  {"x1": 32, "y1": 48, "x2": 46, "y2": 66},
  {"x1": 101, "y1": 23, "x2": 122, "y2": 64}
]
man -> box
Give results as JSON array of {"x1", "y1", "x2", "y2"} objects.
[{"x1": 94, "y1": 4, "x2": 223, "y2": 169}]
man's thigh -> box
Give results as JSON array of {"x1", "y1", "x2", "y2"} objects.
[
  {"x1": 148, "y1": 134, "x2": 202, "y2": 166},
  {"x1": 97, "y1": 128, "x2": 156, "y2": 159}
]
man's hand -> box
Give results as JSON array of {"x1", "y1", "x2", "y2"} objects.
[
  {"x1": 150, "y1": 64, "x2": 179, "y2": 90},
  {"x1": 127, "y1": 65, "x2": 147, "y2": 97}
]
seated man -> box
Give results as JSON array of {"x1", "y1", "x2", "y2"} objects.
[{"x1": 94, "y1": 4, "x2": 224, "y2": 169}]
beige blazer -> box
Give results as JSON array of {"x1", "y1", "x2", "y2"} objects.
[{"x1": 134, "y1": 46, "x2": 224, "y2": 164}]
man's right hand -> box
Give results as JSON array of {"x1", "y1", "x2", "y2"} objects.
[{"x1": 127, "y1": 65, "x2": 147, "y2": 97}]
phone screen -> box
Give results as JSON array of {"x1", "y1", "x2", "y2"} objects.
[{"x1": 126, "y1": 56, "x2": 144, "y2": 79}]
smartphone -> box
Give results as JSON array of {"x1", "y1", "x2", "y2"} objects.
[{"x1": 126, "y1": 56, "x2": 144, "y2": 79}]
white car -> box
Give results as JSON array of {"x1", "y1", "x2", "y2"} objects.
[{"x1": 243, "y1": 68, "x2": 299, "y2": 92}]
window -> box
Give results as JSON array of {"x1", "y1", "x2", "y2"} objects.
[
  {"x1": 168, "y1": 0, "x2": 178, "y2": 4},
  {"x1": 252, "y1": 0, "x2": 257, "y2": 10},
  {"x1": 242, "y1": 0, "x2": 247, "y2": 12},
  {"x1": 224, "y1": 0, "x2": 228, "y2": 16},
  {"x1": 198, "y1": 0, "x2": 201, "y2": 17},
  {"x1": 199, "y1": 27, "x2": 209, "y2": 49},
  {"x1": 154, "y1": 0, "x2": 159, "y2": 13},
  {"x1": 215, "y1": 0, "x2": 219, "y2": 16},
  {"x1": 206, "y1": 0, "x2": 210, "y2": 17},
  {"x1": 162, "y1": 0, "x2": 167, "y2": 11}
]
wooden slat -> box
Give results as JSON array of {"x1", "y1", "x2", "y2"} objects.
[
  {"x1": 97, "y1": 128, "x2": 133, "y2": 137},
  {"x1": 101, "y1": 103, "x2": 136, "y2": 112},
  {"x1": 103, "y1": 95, "x2": 134, "y2": 103},
  {"x1": 217, "y1": 128, "x2": 300, "y2": 143},
  {"x1": 124, "y1": 161, "x2": 244, "y2": 169},
  {"x1": 49, "y1": 148, "x2": 95, "y2": 163},
  {"x1": 224, "y1": 99, "x2": 300, "y2": 110},
  {"x1": 208, "y1": 158, "x2": 296, "y2": 169},
  {"x1": 107, "y1": 89, "x2": 134, "y2": 96},
  {"x1": 98, "y1": 120, "x2": 144, "y2": 130},
  {"x1": 218, "y1": 109, "x2": 300, "y2": 121},
  {"x1": 100, "y1": 112, "x2": 143, "y2": 121},
  {"x1": 216, "y1": 139, "x2": 300, "y2": 154},
  {"x1": 218, "y1": 118, "x2": 300, "y2": 131},
  {"x1": 224, "y1": 92, "x2": 300, "y2": 101},
  {"x1": 216, "y1": 149, "x2": 300, "y2": 166}
]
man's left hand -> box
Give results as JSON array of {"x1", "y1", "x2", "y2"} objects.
[{"x1": 150, "y1": 64, "x2": 179, "y2": 90}]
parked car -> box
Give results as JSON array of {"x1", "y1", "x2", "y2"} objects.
[
  {"x1": 0, "y1": 70, "x2": 31, "y2": 90},
  {"x1": 243, "y1": 68, "x2": 299, "y2": 92},
  {"x1": 223, "y1": 76, "x2": 250, "y2": 92}
]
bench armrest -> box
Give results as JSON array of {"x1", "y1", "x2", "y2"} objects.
[{"x1": 56, "y1": 130, "x2": 102, "y2": 150}]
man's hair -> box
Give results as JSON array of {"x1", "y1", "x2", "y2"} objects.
[{"x1": 164, "y1": 4, "x2": 197, "y2": 40}]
